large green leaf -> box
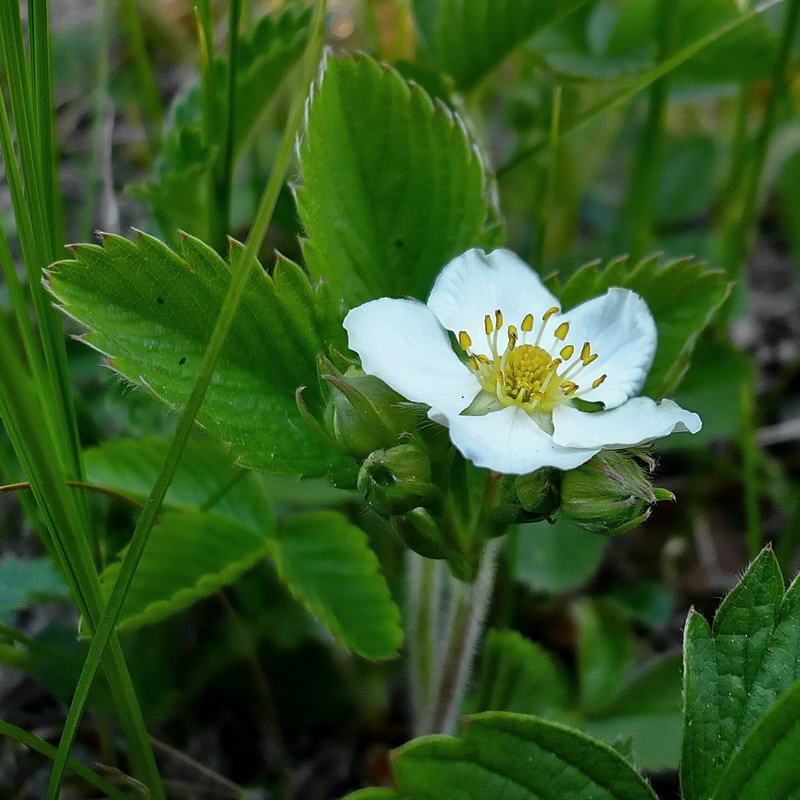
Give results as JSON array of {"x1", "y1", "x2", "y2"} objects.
[
  {"x1": 296, "y1": 53, "x2": 497, "y2": 308},
  {"x1": 131, "y1": 6, "x2": 311, "y2": 242},
  {"x1": 345, "y1": 711, "x2": 657, "y2": 800},
  {"x1": 84, "y1": 435, "x2": 272, "y2": 531},
  {"x1": 100, "y1": 509, "x2": 273, "y2": 633},
  {"x1": 553, "y1": 255, "x2": 730, "y2": 398},
  {"x1": 681, "y1": 548, "x2": 800, "y2": 800},
  {"x1": 606, "y1": 0, "x2": 777, "y2": 84},
  {"x1": 515, "y1": 515, "x2": 606, "y2": 595},
  {"x1": 46, "y1": 231, "x2": 347, "y2": 478},
  {"x1": 711, "y1": 676, "x2": 800, "y2": 800},
  {"x1": 412, "y1": 0, "x2": 593, "y2": 90},
  {"x1": 473, "y1": 629, "x2": 570, "y2": 716},
  {"x1": 0, "y1": 555, "x2": 68, "y2": 623},
  {"x1": 274, "y1": 511, "x2": 403, "y2": 661}
]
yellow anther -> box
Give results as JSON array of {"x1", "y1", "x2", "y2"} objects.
[
  {"x1": 542, "y1": 306, "x2": 560, "y2": 322},
  {"x1": 521, "y1": 313, "x2": 534, "y2": 332},
  {"x1": 554, "y1": 322, "x2": 570, "y2": 341},
  {"x1": 564, "y1": 384, "x2": 579, "y2": 396},
  {"x1": 508, "y1": 324, "x2": 518, "y2": 341},
  {"x1": 495, "y1": 309, "x2": 504, "y2": 329},
  {"x1": 470, "y1": 355, "x2": 480, "y2": 370},
  {"x1": 478, "y1": 353, "x2": 491, "y2": 364},
  {"x1": 560, "y1": 345, "x2": 574, "y2": 360},
  {"x1": 580, "y1": 342, "x2": 592, "y2": 363},
  {"x1": 592, "y1": 374, "x2": 607, "y2": 389},
  {"x1": 458, "y1": 330, "x2": 472, "y2": 349},
  {"x1": 546, "y1": 358, "x2": 562, "y2": 373},
  {"x1": 584, "y1": 353, "x2": 599, "y2": 366},
  {"x1": 484, "y1": 315, "x2": 493, "y2": 335},
  {"x1": 561, "y1": 380, "x2": 578, "y2": 392}
]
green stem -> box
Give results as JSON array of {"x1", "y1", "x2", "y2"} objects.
[
  {"x1": 623, "y1": 0, "x2": 680, "y2": 260},
  {"x1": 718, "y1": 0, "x2": 800, "y2": 283},
  {"x1": 740, "y1": 380, "x2": 763, "y2": 559},
  {"x1": 45, "y1": 4, "x2": 328, "y2": 795},
  {"x1": 0, "y1": 720, "x2": 132, "y2": 800},
  {"x1": 533, "y1": 85, "x2": 562, "y2": 269}
]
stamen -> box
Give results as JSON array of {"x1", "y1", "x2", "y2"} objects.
[
  {"x1": 495, "y1": 310, "x2": 504, "y2": 330},
  {"x1": 560, "y1": 345, "x2": 574, "y2": 360},
  {"x1": 560, "y1": 380, "x2": 578, "y2": 393},
  {"x1": 584, "y1": 353, "x2": 598, "y2": 366},
  {"x1": 458, "y1": 330, "x2": 472, "y2": 349},
  {"x1": 580, "y1": 342, "x2": 591, "y2": 363},
  {"x1": 554, "y1": 322, "x2": 569, "y2": 341},
  {"x1": 563, "y1": 383, "x2": 579, "y2": 396},
  {"x1": 542, "y1": 306, "x2": 560, "y2": 322},
  {"x1": 521, "y1": 313, "x2": 534, "y2": 332},
  {"x1": 507, "y1": 325, "x2": 518, "y2": 349},
  {"x1": 484, "y1": 315, "x2": 493, "y2": 335},
  {"x1": 591, "y1": 374, "x2": 607, "y2": 389}
]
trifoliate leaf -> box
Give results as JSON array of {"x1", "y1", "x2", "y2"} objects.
[{"x1": 296, "y1": 53, "x2": 498, "y2": 307}]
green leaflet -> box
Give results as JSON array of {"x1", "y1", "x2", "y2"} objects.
[
  {"x1": 84, "y1": 435, "x2": 272, "y2": 531},
  {"x1": 473, "y1": 630, "x2": 570, "y2": 716},
  {"x1": 553, "y1": 254, "x2": 730, "y2": 398},
  {"x1": 296, "y1": 53, "x2": 498, "y2": 308},
  {"x1": 412, "y1": 0, "x2": 593, "y2": 90},
  {"x1": 344, "y1": 711, "x2": 657, "y2": 800},
  {"x1": 711, "y1": 676, "x2": 800, "y2": 800},
  {"x1": 46, "y1": 231, "x2": 347, "y2": 478},
  {"x1": 681, "y1": 548, "x2": 800, "y2": 800},
  {"x1": 0, "y1": 555, "x2": 69, "y2": 623},
  {"x1": 100, "y1": 509, "x2": 273, "y2": 633},
  {"x1": 130, "y1": 5, "x2": 311, "y2": 243},
  {"x1": 274, "y1": 511, "x2": 403, "y2": 661},
  {"x1": 606, "y1": 0, "x2": 778, "y2": 84}
]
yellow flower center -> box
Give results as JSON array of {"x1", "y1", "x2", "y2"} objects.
[{"x1": 458, "y1": 306, "x2": 607, "y2": 413}]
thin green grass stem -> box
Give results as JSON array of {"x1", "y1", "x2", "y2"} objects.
[{"x1": 533, "y1": 85, "x2": 562, "y2": 268}]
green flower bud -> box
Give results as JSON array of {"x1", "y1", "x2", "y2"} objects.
[
  {"x1": 322, "y1": 367, "x2": 415, "y2": 459},
  {"x1": 561, "y1": 451, "x2": 674, "y2": 536},
  {"x1": 514, "y1": 468, "x2": 560, "y2": 521},
  {"x1": 357, "y1": 444, "x2": 440, "y2": 516}
]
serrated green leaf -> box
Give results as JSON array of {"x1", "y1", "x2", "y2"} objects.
[
  {"x1": 515, "y1": 515, "x2": 606, "y2": 595},
  {"x1": 575, "y1": 599, "x2": 635, "y2": 715},
  {"x1": 554, "y1": 255, "x2": 730, "y2": 398},
  {"x1": 46, "y1": 231, "x2": 347, "y2": 478},
  {"x1": 0, "y1": 555, "x2": 68, "y2": 623},
  {"x1": 582, "y1": 653, "x2": 682, "y2": 771},
  {"x1": 342, "y1": 791, "x2": 404, "y2": 800},
  {"x1": 680, "y1": 548, "x2": 800, "y2": 800},
  {"x1": 473, "y1": 629, "x2": 570, "y2": 715},
  {"x1": 606, "y1": 0, "x2": 777, "y2": 84},
  {"x1": 130, "y1": 6, "x2": 311, "y2": 242},
  {"x1": 100, "y1": 509, "x2": 273, "y2": 633},
  {"x1": 412, "y1": 0, "x2": 593, "y2": 90},
  {"x1": 84, "y1": 435, "x2": 272, "y2": 531},
  {"x1": 296, "y1": 53, "x2": 497, "y2": 307},
  {"x1": 384, "y1": 711, "x2": 657, "y2": 800},
  {"x1": 274, "y1": 511, "x2": 403, "y2": 660},
  {"x1": 711, "y1": 676, "x2": 800, "y2": 800}
]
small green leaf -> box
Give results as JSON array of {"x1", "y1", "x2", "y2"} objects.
[
  {"x1": 473, "y1": 629, "x2": 570, "y2": 715},
  {"x1": 0, "y1": 556, "x2": 68, "y2": 623},
  {"x1": 385, "y1": 712, "x2": 657, "y2": 800},
  {"x1": 680, "y1": 548, "x2": 800, "y2": 800},
  {"x1": 274, "y1": 511, "x2": 403, "y2": 660},
  {"x1": 575, "y1": 599, "x2": 635, "y2": 715},
  {"x1": 412, "y1": 0, "x2": 594, "y2": 90},
  {"x1": 515, "y1": 516, "x2": 606, "y2": 594},
  {"x1": 554, "y1": 254, "x2": 730, "y2": 398},
  {"x1": 582, "y1": 653, "x2": 682, "y2": 771},
  {"x1": 46, "y1": 232, "x2": 347, "y2": 478},
  {"x1": 296, "y1": 53, "x2": 497, "y2": 307},
  {"x1": 100, "y1": 509, "x2": 273, "y2": 633},
  {"x1": 606, "y1": 0, "x2": 777, "y2": 84},
  {"x1": 711, "y1": 676, "x2": 800, "y2": 800}
]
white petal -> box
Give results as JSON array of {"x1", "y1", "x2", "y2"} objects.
[
  {"x1": 555, "y1": 288, "x2": 657, "y2": 409},
  {"x1": 344, "y1": 298, "x2": 480, "y2": 416},
  {"x1": 551, "y1": 397, "x2": 702, "y2": 449},
  {"x1": 439, "y1": 405, "x2": 599, "y2": 475},
  {"x1": 427, "y1": 248, "x2": 560, "y2": 351}
]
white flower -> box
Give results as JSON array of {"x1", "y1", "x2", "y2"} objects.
[{"x1": 343, "y1": 248, "x2": 701, "y2": 475}]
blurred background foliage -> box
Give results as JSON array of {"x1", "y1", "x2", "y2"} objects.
[{"x1": 2, "y1": 0, "x2": 800, "y2": 798}]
